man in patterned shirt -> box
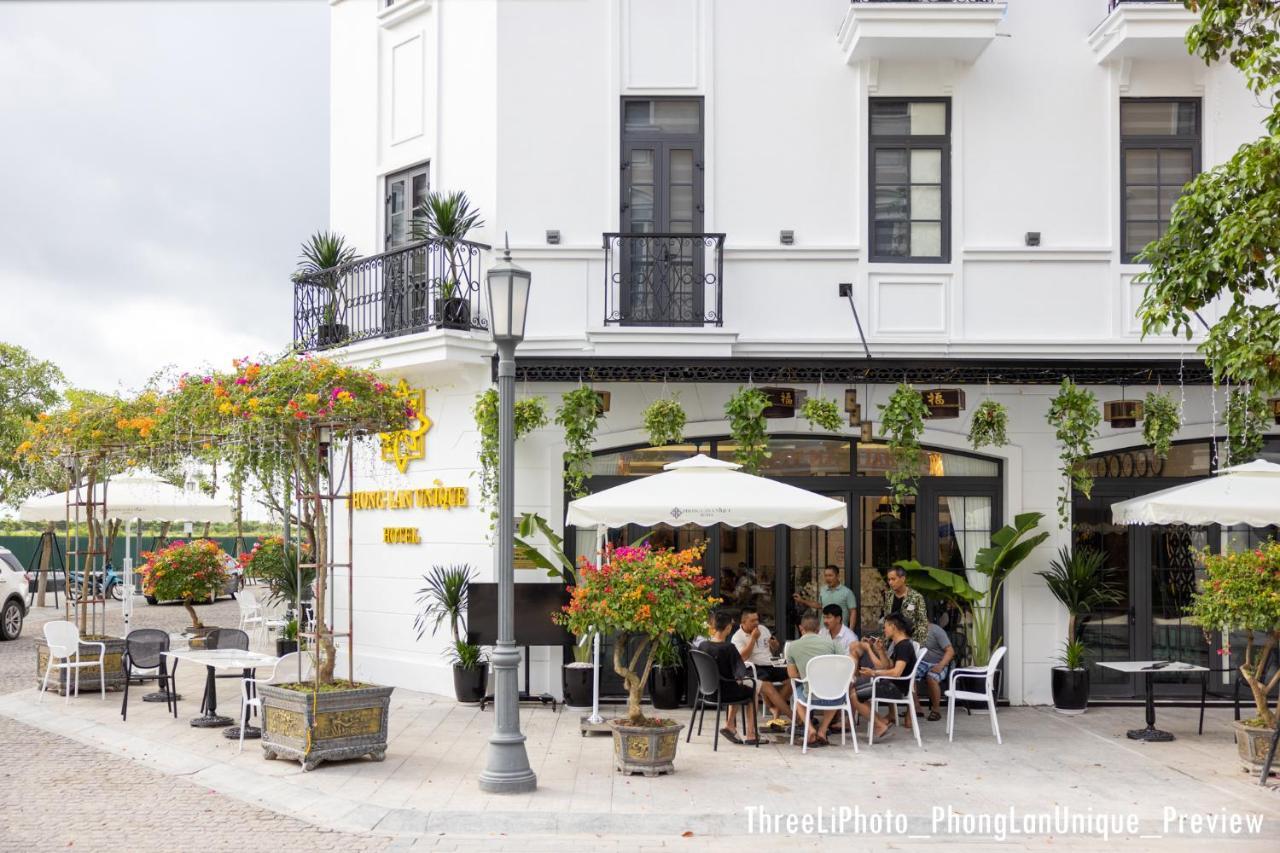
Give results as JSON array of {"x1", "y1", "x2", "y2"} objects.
[{"x1": 880, "y1": 565, "x2": 928, "y2": 645}]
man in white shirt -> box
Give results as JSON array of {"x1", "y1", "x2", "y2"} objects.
[
  {"x1": 731, "y1": 606, "x2": 792, "y2": 730},
  {"x1": 820, "y1": 604, "x2": 858, "y2": 653}
]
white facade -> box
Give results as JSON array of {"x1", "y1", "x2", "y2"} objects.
[{"x1": 321, "y1": 0, "x2": 1272, "y2": 705}]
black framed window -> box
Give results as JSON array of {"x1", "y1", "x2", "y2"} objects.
[
  {"x1": 869, "y1": 98, "x2": 950, "y2": 263},
  {"x1": 1120, "y1": 99, "x2": 1199, "y2": 263},
  {"x1": 385, "y1": 161, "x2": 430, "y2": 249}
]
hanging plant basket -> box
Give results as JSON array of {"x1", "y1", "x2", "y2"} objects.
[
  {"x1": 1226, "y1": 387, "x2": 1268, "y2": 466},
  {"x1": 643, "y1": 397, "x2": 687, "y2": 447},
  {"x1": 878, "y1": 383, "x2": 929, "y2": 512},
  {"x1": 968, "y1": 400, "x2": 1009, "y2": 450},
  {"x1": 1046, "y1": 378, "x2": 1101, "y2": 528},
  {"x1": 800, "y1": 396, "x2": 843, "y2": 433},
  {"x1": 557, "y1": 386, "x2": 603, "y2": 498},
  {"x1": 1142, "y1": 392, "x2": 1180, "y2": 460},
  {"x1": 473, "y1": 390, "x2": 548, "y2": 515},
  {"x1": 724, "y1": 387, "x2": 770, "y2": 475}
]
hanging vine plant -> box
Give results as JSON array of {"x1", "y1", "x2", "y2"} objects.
[
  {"x1": 724, "y1": 386, "x2": 770, "y2": 475},
  {"x1": 1142, "y1": 391, "x2": 1180, "y2": 461},
  {"x1": 968, "y1": 399, "x2": 1009, "y2": 450},
  {"x1": 800, "y1": 396, "x2": 844, "y2": 432},
  {"x1": 473, "y1": 389, "x2": 548, "y2": 515},
  {"x1": 642, "y1": 397, "x2": 687, "y2": 447},
  {"x1": 878, "y1": 383, "x2": 929, "y2": 512},
  {"x1": 1226, "y1": 387, "x2": 1268, "y2": 465},
  {"x1": 1045, "y1": 378, "x2": 1101, "y2": 528},
  {"x1": 557, "y1": 386, "x2": 603, "y2": 498}
]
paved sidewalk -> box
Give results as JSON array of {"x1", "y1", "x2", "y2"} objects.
[{"x1": 0, "y1": 624, "x2": 1277, "y2": 852}]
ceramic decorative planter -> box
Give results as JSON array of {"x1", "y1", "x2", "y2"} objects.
[
  {"x1": 1050, "y1": 667, "x2": 1089, "y2": 715},
  {"x1": 259, "y1": 682, "x2": 393, "y2": 771},
  {"x1": 186, "y1": 626, "x2": 217, "y2": 650},
  {"x1": 34, "y1": 635, "x2": 126, "y2": 695},
  {"x1": 1232, "y1": 719, "x2": 1279, "y2": 773},
  {"x1": 610, "y1": 719, "x2": 683, "y2": 777}
]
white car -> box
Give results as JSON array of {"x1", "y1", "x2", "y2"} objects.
[{"x1": 0, "y1": 547, "x2": 29, "y2": 640}]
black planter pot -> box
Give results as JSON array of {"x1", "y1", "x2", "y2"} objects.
[
  {"x1": 317, "y1": 322, "x2": 349, "y2": 347},
  {"x1": 276, "y1": 639, "x2": 299, "y2": 657},
  {"x1": 1051, "y1": 667, "x2": 1089, "y2": 715},
  {"x1": 650, "y1": 665, "x2": 683, "y2": 710},
  {"x1": 436, "y1": 297, "x2": 471, "y2": 330},
  {"x1": 453, "y1": 664, "x2": 488, "y2": 704},
  {"x1": 563, "y1": 663, "x2": 595, "y2": 708}
]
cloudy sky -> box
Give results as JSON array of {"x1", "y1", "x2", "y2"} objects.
[{"x1": 0, "y1": 0, "x2": 329, "y2": 394}]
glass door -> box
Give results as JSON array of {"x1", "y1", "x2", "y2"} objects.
[
  {"x1": 1073, "y1": 485, "x2": 1138, "y2": 696},
  {"x1": 857, "y1": 494, "x2": 916, "y2": 636},
  {"x1": 718, "y1": 524, "x2": 778, "y2": 632},
  {"x1": 925, "y1": 492, "x2": 994, "y2": 660},
  {"x1": 786, "y1": 495, "x2": 849, "y2": 639}
]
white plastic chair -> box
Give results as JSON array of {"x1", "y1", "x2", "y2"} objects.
[
  {"x1": 867, "y1": 641, "x2": 923, "y2": 747},
  {"x1": 789, "y1": 654, "x2": 858, "y2": 754},
  {"x1": 237, "y1": 589, "x2": 265, "y2": 645},
  {"x1": 39, "y1": 620, "x2": 105, "y2": 704},
  {"x1": 238, "y1": 651, "x2": 314, "y2": 753},
  {"x1": 946, "y1": 645, "x2": 1007, "y2": 744}
]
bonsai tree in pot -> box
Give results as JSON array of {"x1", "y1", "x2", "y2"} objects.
[
  {"x1": 1037, "y1": 546, "x2": 1121, "y2": 714},
  {"x1": 557, "y1": 542, "x2": 715, "y2": 776},
  {"x1": 1189, "y1": 541, "x2": 1280, "y2": 769},
  {"x1": 415, "y1": 564, "x2": 487, "y2": 703},
  {"x1": 293, "y1": 230, "x2": 358, "y2": 346},
  {"x1": 411, "y1": 190, "x2": 484, "y2": 330},
  {"x1": 138, "y1": 540, "x2": 231, "y2": 638}
]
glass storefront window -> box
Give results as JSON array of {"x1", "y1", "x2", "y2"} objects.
[
  {"x1": 856, "y1": 443, "x2": 997, "y2": 478},
  {"x1": 718, "y1": 525, "x2": 777, "y2": 630},
  {"x1": 716, "y1": 438, "x2": 851, "y2": 476},
  {"x1": 858, "y1": 495, "x2": 916, "y2": 631},
  {"x1": 1083, "y1": 441, "x2": 1212, "y2": 479},
  {"x1": 787, "y1": 497, "x2": 848, "y2": 639},
  {"x1": 590, "y1": 442, "x2": 711, "y2": 476}
]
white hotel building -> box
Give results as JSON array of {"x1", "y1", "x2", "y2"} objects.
[{"x1": 307, "y1": 0, "x2": 1277, "y2": 706}]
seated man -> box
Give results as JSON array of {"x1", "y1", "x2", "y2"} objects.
[
  {"x1": 915, "y1": 621, "x2": 956, "y2": 722},
  {"x1": 784, "y1": 611, "x2": 843, "y2": 748},
  {"x1": 851, "y1": 613, "x2": 917, "y2": 740},
  {"x1": 701, "y1": 610, "x2": 762, "y2": 745},
  {"x1": 820, "y1": 603, "x2": 858, "y2": 653},
  {"x1": 731, "y1": 606, "x2": 792, "y2": 731}
]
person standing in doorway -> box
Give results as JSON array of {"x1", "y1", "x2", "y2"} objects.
[
  {"x1": 795, "y1": 565, "x2": 857, "y2": 628},
  {"x1": 880, "y1": 565, "x2": 928, "y2": 645}
]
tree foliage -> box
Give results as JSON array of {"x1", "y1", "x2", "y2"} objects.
[
  {"x1": 0, "y1": 342, "x2": 63, "y2": 507},
  {"x1": 1136, "y1": 0, "x2": 1280, "y2": 394}
]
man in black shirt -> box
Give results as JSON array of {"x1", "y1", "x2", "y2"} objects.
[
  {"x1": 702, "y1": 610, "x2": 760, "y2": 744},
  {"x1": 851, "y1": 613, "x2": 917, "y2": 740}
]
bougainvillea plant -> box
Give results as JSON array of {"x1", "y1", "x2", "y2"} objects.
[
  {"x1": 139, "y1": 540, "x2": 231, "y2": 629},
  {"x1": 556, "y1": 543, "x2": 717, "y2": 725},
  {"x1": 1189, "y1": 541, "x2": 1280, "y2": 728}
]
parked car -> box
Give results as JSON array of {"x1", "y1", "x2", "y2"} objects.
[{"x1": 0, "y1": 547, "x2": 29, "y2": 640}]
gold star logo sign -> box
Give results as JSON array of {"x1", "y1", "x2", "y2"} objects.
[{"x1": 381, "y1": 382, "x2": 431, "y2": 473}]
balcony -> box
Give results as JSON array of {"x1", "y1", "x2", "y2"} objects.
[
  {"x1": 838, "y1": 1, "x2": 1007, "y2": 65},
  {"x1": 603, "y1": 233, "x2": 724, "y2": 328},
  {"x1": 292, "y1": 237, "x2": 488, "y2": 351},
  {"x1": 1089, "y1": 0, "x2": 1197, "y2": 63}
]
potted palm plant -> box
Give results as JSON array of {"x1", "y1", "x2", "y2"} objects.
[
  {"x1": 293, "y1": 231, "x2": 359, "y2": 346},
  {"x1": 414, "y1": 564, "x2": 487, "y2": 703},
  {"x1": 1189, "y1": 541, "x2": 1280, "y2": 770},
  {"x1": 1037, "y1": 546, "x2": 1121, "y2": 714},
  {"x1": 410, "y1": 190, "x2": 483, "y2": 331},
  {"x1": 556, "y1": 542, "x2": 715, "y2": 777}
]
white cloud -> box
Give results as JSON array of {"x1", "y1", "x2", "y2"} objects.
[{"x1": 0, "y1": 0, "x2": 329, "y2": 392}]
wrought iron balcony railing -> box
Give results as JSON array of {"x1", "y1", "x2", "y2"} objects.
[
  {"x1": 1108, "y1": 0, "x2": 1177, "y2": 9},
  {"x1": 603, "y1": 233, "x2": 725, "y2": 327},
  {"x1": 292, "y1": 237, "x2": 488, "y2": 351}
]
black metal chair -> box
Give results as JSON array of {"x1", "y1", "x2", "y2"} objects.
[
  {"x1": 120, "y1": 629, "x2": 173, "y2": 721},
  {"x1": 203, "y1": 628, "x2": 251, "y2": 713},
  {"x1": 687, "y1": 648, "x2": 758, "y2": 751}
]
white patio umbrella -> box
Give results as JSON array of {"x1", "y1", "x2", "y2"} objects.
[
  {"x1": 564, "y1": 454, "x2": 848, "y2": 721},
  {"x1": 1111, "y1": 459, "x2": 1280, "y2": 528}
]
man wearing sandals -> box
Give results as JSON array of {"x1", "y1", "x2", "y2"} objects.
[
  {"x1": 785, "y1": 611, "x2": 842, "y2": 748},
  {"x1": 852, "y1": 613, "x2": 918, "y2": 740},
  {"x1": 914, "y1": 621, "x2": 956, "y2": 722},
  {"x1": 731, "y1": 606, "x2": 792, "y2": 733},
  {"x1": 705, "y1": 611, "x2": 792, "y2": 745}
]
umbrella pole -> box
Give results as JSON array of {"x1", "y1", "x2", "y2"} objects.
[{"x1": 589, "y1": 524, "x2": 605, "y2": 725}]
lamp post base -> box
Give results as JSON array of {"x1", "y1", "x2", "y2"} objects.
[{"x1": 478, "y1": 762, "x2": 538, "y2": 794}]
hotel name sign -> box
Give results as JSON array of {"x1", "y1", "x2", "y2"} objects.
[{"x1": 348, "y1": 480, "x2": 470, "y2": 545}]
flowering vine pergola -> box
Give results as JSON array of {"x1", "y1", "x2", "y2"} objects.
[{"x1": 17, "y1": 354, "x2": 410, "y2": 683}]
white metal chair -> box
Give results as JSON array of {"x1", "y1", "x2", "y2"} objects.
[
  {"x1": 39, "y1": 620, "x2": 106, "y2": 704},
  {"x1": 237, "y1": 589, "x2": 265, "y2": 646},
  {"x1": 237, "y1": 651, "x2": 314, "y2": 753},
  {"x1": 867, "y1": 641, "x2": 923, "y2": 747},
  {"x1": 946, "y1": 645, "x2": 1007, "y2": 744},
  {"x1": 790, "y1": 654, "x2": 857, "y2": 754}
]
